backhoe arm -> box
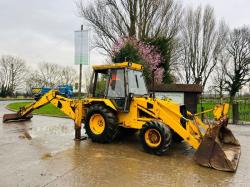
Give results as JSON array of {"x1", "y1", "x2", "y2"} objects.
[
  {"x1": 18, "y1": 90, "x2": 58, "y2": 117},
  {"x1": 3, "y1": 90, "x2": 84, "y2": 131}
]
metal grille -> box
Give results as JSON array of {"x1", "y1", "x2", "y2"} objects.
[{"x1": 238, "y1": 99, "x2": 250, "y2": 125}]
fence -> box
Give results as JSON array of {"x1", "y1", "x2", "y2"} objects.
[
  {"x1": 237, "y1": 99, "x2": 250, "y2": 124},
  {"x1": 198, "y1": 97, "x2": 250, "y2": 125}
]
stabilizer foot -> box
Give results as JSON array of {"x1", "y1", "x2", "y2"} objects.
[{"x1": 74, "y1": 128, "x2": 87, "y2": 141}]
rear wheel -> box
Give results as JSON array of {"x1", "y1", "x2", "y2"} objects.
[
  {"x1": 85, "y1": 104, "x2": 119, "y2": 143},
  {"x1": 139, "y1": 121, "x2": 172, "y2": 155}
]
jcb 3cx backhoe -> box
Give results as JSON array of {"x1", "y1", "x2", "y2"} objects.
[{"x1": 3, "y1": 62, "x2": 240, "y2": 172}]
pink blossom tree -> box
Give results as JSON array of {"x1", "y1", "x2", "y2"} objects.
[{"x1": 112, "y1": 37, "x2": 164, "y2": 84}]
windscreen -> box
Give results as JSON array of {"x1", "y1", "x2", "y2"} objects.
[{"x1": 128, "y1": 70, "x2": 148, "y2": 95}]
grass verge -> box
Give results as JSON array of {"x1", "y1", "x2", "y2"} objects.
[{"x1": 6, "y1": 102, "x2": 66, "y2": 117}]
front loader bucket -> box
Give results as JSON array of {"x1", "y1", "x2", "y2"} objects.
[
  {"x1": 194, "y1": 118, "x2": 240, "y2": 172},
  {"x1": 3, "y1": 113, "x2": 33, "y2": 123}
]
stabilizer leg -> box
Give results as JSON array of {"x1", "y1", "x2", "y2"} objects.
[{"x1": 74, "y1": 125, "x2": 87, "y2": 141}]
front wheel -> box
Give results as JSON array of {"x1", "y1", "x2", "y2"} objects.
[{"x1": 139, "y1": 121, "x2": 172, "y2": 155}]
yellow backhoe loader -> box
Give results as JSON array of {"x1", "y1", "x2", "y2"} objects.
[{"x1": 3, "y1": 62, "x2": 240, "y2": 172}]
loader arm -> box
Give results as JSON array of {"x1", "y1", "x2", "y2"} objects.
[
  {"x1": 154, "y1": 99, "x2": 202, "y2": 149},
  {"x1": 152, "y1": 100, "x2": 240, "y2": 171},
  {"x1": 3, "y1": 90, "x2": 84, "y2": 129}
]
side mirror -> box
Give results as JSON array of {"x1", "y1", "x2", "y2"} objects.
[
  {"x1": 128, "y1": 93, "x2": 134, "y2": 100},
  {"x1": 149, "y1": 92, "x2": 154, "y2": 98}
]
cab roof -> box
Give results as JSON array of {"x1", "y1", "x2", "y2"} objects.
[{"x1": 92, "y1": 62, "x2": 143, "y2": 71}]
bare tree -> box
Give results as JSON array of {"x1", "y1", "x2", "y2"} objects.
[
  {"x1": 59, "y1": 67, "x2": 78, "y2": 85},
  {"x1": 26, "y1": 63, "x2": 78, "y2": 90},
  {"x1": 82, "y1": 66, "x2": 93, "y2": 94},
  {"x1": 77, "y1": 0, "x2": 182, "y2": 54},
  {"x1": 0, "y1": 55, "x2": 27, "y2": 96},
  {"x1": 178, "y1": 6, "x2": 228, "y2": 88},
  {"x1": 225, "y1": 26, "x2": 250, "y2": 103},
  {"x1": 36, "y1": 62, "x2": 61, "y2": 87},
  {"x1": 26, "y1": 71, "x2": 43, "y2": 89},
  {"x1": 211, "y1": 53, "x2": 229, "y2": 102}
]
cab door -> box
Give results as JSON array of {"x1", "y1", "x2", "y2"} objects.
[{"x1": 107, "y1": 69, "x2": 128, "y2": 111}]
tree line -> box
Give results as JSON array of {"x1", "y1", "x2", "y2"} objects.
[
  {"x1": 79, "y1": 0, "x2": 250, "y2": 103},
  {"x1": 0, "y1": 55, "x2": 77, "y2": 97}
]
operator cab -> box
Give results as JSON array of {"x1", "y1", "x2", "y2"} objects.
[{"x1": 90, "y1": 62, "x2": 148, "y2": 111}]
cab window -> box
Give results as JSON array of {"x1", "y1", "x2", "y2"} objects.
[
  {"x1": 107, "y1": 69, "x2": 125, "y2": 98},
  {"x1": 128, "y1": 70, "x2": 147, "y2": 95}
]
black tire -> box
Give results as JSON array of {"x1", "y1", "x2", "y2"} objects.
[
  {"x1": 85, "y1": 104, "x2": 119, "y2": 143},
  {"x1": 139, "y1": 121, "x2": 172, "y2": 155}
]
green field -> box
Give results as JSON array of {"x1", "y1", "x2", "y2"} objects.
[
  {"x1": 198, "y1": 102, "x2": 250, "y2": 122},
  {"x1": 7, "y1": 102, "x2": 66, "y2": 117}
]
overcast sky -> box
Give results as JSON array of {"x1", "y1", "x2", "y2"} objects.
[
  {"x1": 0, "y1": 0, "x2": 249, "y2": 70},
  {"x1": 183, "y1": 0, "x2": 250, "y2": 27}
]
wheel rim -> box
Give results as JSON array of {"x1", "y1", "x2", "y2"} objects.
[
  {"x1": 89, "y1": 114, "x2": 105, "y2": 135},
  {"x1": 144, "y1": 129, "x2": 161, "y2": 148}
]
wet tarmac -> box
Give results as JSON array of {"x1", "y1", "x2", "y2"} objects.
[{"x1": 0, "y1": 100, "x2": 250, "y2": 187}]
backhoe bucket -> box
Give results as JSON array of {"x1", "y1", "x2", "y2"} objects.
[
  {"x1": 194, "y1": 118, "x2": 240, "y2": 172},
  {"x1": 3, "y1": 113, "x2": 33, "y2": 123}
]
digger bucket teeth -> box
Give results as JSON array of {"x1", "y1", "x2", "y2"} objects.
[
  {"x1": 194, "y1": 118, "x2": 241, "y2": 172},
  {"x1": 3, "y1": 113, "x2": 33, "y2": 123}
]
